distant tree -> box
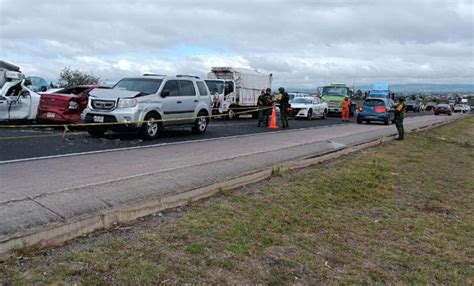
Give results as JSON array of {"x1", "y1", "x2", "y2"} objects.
[{"x1": 58, "y1": 67, "x2": 100, "y2": 87}]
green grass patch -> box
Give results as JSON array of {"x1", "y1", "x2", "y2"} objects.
[{"x1": 1, "y1": 117, "x2": 473, "y2": 284}]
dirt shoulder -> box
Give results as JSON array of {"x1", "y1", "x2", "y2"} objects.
[{"x1": 1, "y1": 117, "x2": 473, "y2": 284}]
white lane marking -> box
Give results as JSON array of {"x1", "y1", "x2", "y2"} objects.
[{"x1": 0, "y1": 124, "x2": 347, "y2": 165}]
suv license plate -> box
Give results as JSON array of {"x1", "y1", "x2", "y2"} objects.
[
  {"x1": 93, "y1": 115, "x2": 104, "y2": 123},
  {"x1": 46, "y1": 112, "x2": 55, "y2": 118}
]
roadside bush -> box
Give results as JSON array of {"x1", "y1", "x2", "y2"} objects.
[{"x1": 58, "y1": 67, "x2": 100, "y2": 87}]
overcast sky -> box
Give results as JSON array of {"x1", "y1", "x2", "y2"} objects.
[{"x1": 1, "y1": 0, "x2": 473, "y2": 88}]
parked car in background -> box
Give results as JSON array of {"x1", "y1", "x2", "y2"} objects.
[
  {"x1": 465, "y1": 104, "x2": 472, "y2": 113},
  {"x1": 26, "y1": 76, "x2": 50, "y2": 92},
  {"x1": 425, "y1": 102, "x2": 437, "y2": 112},
  {"x1": 406, "y1": 100, "x2": 421, "y2": 112},
  {"x1": 453, "y1": 104, "x2": 466, "y2": 113},
  {"x1": 37, "y1": 85, "x2": 110, "y2": 124},
  {"x1": 288, "y1": 92, "x2": 309, "y2": 101},
  {"x1": 434, "y1": 104, "x2": 452, "y2": 116},
  {"x1": 0, "y1": 61, "x2": 41, "y2": 122},
  {"x1": 83, "y1": 74, "x2": 212, "y2": 139},
  {"x1": 289, "y1": 96, "x2": 328, "y2": 120},
  {"x1": 357, "y1": 98, "x2": 395, "y2": 125},
  {"x1": 448, "y1": 99, "x2": 456, "y2": 110}
]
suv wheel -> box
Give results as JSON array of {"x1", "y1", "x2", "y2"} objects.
[
  {"x1": 140, "y1": 113, "x2": 160, "y2": 140},
  {"x1": 192, "y1": 112, "x2": 209, "y2": 134}
]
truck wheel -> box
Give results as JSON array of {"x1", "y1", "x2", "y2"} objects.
[
  {"x1": 251, "y1": 112, "x2": 259, "y2": 119},
  {"x1": 192, "y1": 111, "x2": 209, "y2": 134},
  {"x1": 140, "y1": 113, "x2": 161, "y2": 140},
  {"x1": 227, "y1": 110, "x2": 237, "y2": 120},
  {"x1": 87, "y1": 128, "x2": 106, "y2": 138}
]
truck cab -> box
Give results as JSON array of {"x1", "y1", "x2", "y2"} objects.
[
  {"x1": 205, "y1": 67, "x2": 272, "y2": 119},
  {"x1": 320, "y1": 84, "x2": 356, "y2": 116},
  {"x1": 204, "y1": 78, "x2": 236, "y2": 117},
  {"x1": 368, "y1": 83, "x2": 394, "y2": 100},
  {"x1": 0, "y1": 61, "x2": 41, "y2": 122}
]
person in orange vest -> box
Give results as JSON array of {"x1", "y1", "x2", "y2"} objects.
[{"x1": 341, "y1": 96, "x2": 350, "y2": 122}]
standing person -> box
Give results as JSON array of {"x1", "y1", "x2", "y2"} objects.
[
  {"x1": 277, "y1": 87, "x2": 290, "y2": 128},
  {"x1": 341, "y1": 96, "x2": 350, "y2": 122},
  {"x1": 394, "y1": 97, "x2": 407, "y2": 140},
  {"x1": 262, "y1": 88, "x2": 273, "y2": 127},
  {"x1": 257, "y1": 90, "x2": 265, "y2": 127}
]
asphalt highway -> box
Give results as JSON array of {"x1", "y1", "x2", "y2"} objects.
[
  {"x1": 0, "y1": 113, "x2": 466, "y2": 258},
  {"x1": 0, "y1": 112, "x2": 434, "y2": 162}
]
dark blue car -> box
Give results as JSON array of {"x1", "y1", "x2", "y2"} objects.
[{"x1": 357, "y1": 98, "x2": 395, "y2": 125}]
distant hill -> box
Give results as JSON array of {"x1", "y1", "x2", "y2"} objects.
[
  {"x1": 355, "y1": 84, "x2": 474, "y2": 94},
  {"x1": 288, "y1": 84, "x2": 474, "y2": 94}
]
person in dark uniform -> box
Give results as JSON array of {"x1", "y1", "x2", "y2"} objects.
[
  {"x1": 277, "y1": 87, "x2": 290, "y2": 128},
  {"x1": 395, "y1": 97, "x2": 407, "y2": 140},
  {"x1": 257, "y1": 90, "x2": 265, "y2": 127},
  {"x1": 262, "y1": 88, "x2": 273, "y2": 127}
]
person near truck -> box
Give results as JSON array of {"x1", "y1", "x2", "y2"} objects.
[
  {"x1": 257, "y1": 90, "x2": 265, "y2": 127},
  {"x1": 262, "y1": 88, "x2": 273, "y2": 127},
  {"x1": 394, "y1": 97, "x2": 407, "y2": 140},
  {"x1": 211, "y1": 88, "x2": 220, "y2": 109},
  {"x1": 277, "y1": 87, "x2": 290, "y2": 128},
  {"x1": 341, "y1": 96, "x2": 350, "y2": 122}
]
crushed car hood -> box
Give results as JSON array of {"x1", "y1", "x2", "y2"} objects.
[{"x1": 89, "y1": 88, "x2": 141, "y2": 99}]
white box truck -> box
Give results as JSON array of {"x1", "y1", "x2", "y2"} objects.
[{"x1": 205, "y1": 67, "x2": 272, "y2": 119}]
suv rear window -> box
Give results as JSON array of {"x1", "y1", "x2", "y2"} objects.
[
  {"x1": 178, "y1": 80, "x2": 196, "y2": 96},
  {"x1": 196, "y1": 81, "x2": 208, "y2": 96},
  {"x1": 364, "y1": 99, "x2": 385, "y2": 106}
]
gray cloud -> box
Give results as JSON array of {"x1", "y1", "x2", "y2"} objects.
[{"x1": 0, "y1": 0, "x2": 473, "y2": 87}]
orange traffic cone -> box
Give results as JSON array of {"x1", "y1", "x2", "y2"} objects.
[{"x1": 268, "y1": 105, "x2": 279, "y2": 129}]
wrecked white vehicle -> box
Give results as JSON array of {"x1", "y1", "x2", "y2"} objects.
[{"x1": 0, "y1": 61, "x2": 41, "y2": 121}]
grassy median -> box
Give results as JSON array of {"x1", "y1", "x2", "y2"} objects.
[{"x1": 1, "y1": 117, "x2": 473, "y2": 284}]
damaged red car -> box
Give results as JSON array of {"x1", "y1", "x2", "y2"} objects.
[{"x1": 37, "y1": 85, "x2": 110, "y2": 124}]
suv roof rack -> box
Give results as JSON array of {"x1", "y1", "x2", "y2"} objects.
[
  {"x1": 176, "y1": 75, "x2": 200, "y2": 79},
  {"x1": 143, "y1": 73, "x2": 166, "y2": 77}
]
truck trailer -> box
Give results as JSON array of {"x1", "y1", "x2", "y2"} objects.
[{"x1": 205, "y1": 67, "x2": 272, "y2": 119}]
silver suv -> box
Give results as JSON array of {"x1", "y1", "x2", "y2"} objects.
[{"x1": 83, "y1": 74, "x2": 212, "y2": 139}]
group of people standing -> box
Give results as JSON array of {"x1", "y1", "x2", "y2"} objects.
[
  {"x1": 256, "y1": 87, "x2": 290, "y2": 128},
  {"x1": 256, "y1": 88, "x2": 407, "y2": 141}
]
